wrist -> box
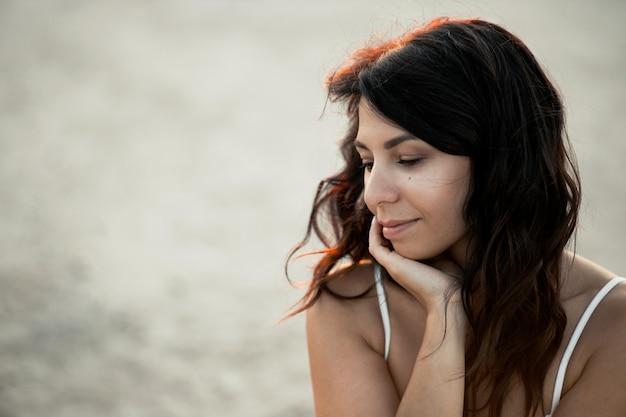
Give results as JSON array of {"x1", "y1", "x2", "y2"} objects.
[{"x1": 422, "y1": 295, "x2": 467, "y2": 343}]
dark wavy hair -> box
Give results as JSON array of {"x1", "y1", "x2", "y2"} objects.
[{"x1": 286, "y1": 17, "x2": 581, "y2": 417}]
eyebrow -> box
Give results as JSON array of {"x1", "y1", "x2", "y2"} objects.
[{"x1": 354, "y1": 133, "x2": 419, "y2": 150}]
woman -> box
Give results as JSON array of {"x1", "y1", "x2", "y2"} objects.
[{"x1": 287, "y1": 18, "x2": 626, "y2": 417}]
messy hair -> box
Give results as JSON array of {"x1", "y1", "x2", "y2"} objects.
[{"x1": 287, "y1": 18, "x2": 580, "y2": 417}]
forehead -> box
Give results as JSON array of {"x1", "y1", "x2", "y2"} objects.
[{"x1": 356, "y1": 100, "x2": 409, "y2": 140}]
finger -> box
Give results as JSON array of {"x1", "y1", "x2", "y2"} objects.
[
  {"x1": 369, "y1": 218, "x2": 460, "y2": 304},
  {"x1": 368, "y1": 217, "x2": 405, "y2": 275},
  {"x1": 368, "y1": 217, "x2": 390, "y2": 259}
]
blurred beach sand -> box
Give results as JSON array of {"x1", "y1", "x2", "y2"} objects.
[{"x1": 0, "y1": 0, "x2": 624, "y2": 416}]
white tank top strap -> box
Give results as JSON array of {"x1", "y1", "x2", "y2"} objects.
[
  {"x1": 546, "y1": 276, "x2": 626, "y2": 417},
  {"x1": 374, "y1": 263, "x2": 391, "y2": 361}
]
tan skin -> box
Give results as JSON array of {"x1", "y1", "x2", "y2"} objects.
[{"x1": 306, "y1": 100, "x2": 626, "y2": 417}]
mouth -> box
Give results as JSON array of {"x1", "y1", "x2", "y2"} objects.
[{"x1": 379, "y1": 219, "x2": 419, "y2": 240}]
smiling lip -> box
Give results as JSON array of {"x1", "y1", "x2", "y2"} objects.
[{"x1": 379, "y1": 219, "x2": 419, "y2": 240}]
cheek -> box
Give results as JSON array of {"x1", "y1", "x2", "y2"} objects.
[
  {"x1": 447, "y1": 185, "x2": 470, "y2": 231},
  {"x1": 423, "y1": 180, "x2": 469, "y2": 224}
]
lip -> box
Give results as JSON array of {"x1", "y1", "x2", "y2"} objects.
[{"x1": 379, "y1": 219, "x2": 419, "y2": 240}]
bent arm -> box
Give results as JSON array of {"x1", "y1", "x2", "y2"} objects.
[
  {"x1": 369, "y1": 217, "x2": 467, "y2": 416},
  {"x1": 307, "y1": 285, "x2": 466, "y2": 417},
  {"x1": 396, "y1": 298, "x2": 466, "y2": 416},
  {"x1": 306, "y1": 292, "x2": 400, "y2": 417}
]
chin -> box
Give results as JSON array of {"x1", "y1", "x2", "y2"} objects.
[{"x1": 391, "y1": 242, "x2": 440, "y2": 262}]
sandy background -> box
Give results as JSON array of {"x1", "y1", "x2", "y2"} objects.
[{"x1": 0, "y1": 0, "x2": 624, "y2": 416}]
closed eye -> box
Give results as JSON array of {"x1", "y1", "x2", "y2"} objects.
[
  {"x1": 398, "y1": 158, "x2": 424, "y2": 167},
  {"x1": 360, "y1": 158, "x2": 423, "y2": 172},
  {"x1": 360, "y1": 161, "x2": 374, "y2": 172}
]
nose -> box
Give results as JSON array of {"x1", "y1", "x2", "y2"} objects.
[{"x1": 363, "y1": 164, "x2": 399, "y2": 210}]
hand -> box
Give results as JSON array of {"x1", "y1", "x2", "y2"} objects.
[{"x1": 368, "y1": 217, "x2": 463, "y2": 312}]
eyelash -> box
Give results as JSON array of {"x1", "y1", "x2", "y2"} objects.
[
  {"x1": 360, "y1": 158, "x2": 423, "y2": 172},
  {"x1": 360, "y1": 162, "x2": 374, "y2": 172},
  {"x1": 398, "y1": 158, "x2": 422, "y2": 167}
]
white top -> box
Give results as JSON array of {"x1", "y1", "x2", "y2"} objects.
[
  {"x1": 545, "y1": 276, "x2": 625, "y2": 416},
  {"x1": 372, "y1": 264, "x2": 625, "y2": 416},
  {"x1": 374, "y1": 264, "x2": 391, "y2": 361}
]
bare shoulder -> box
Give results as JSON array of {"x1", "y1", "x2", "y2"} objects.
[
  {"x1": 575, "y1": 253, "x2": 626, "y2": 346},
  {"x1": 306, "y1": 262, "x2": 400, "y2": 416},
  {"x1": 561, "y1": 252, "x2": 616, "y2": 300},
  {"x1": 562, "y1": 251, "x2": 625, "y2": 345},
  {"x1": 555, "y1": 252, "x2": 626, "y2": 415},
  {"x1": 324, "y1": 261, "x2": 379, "y2": 297},
  {"x1": 306, "y1": 261, "x2": 384, "y2": 351}
]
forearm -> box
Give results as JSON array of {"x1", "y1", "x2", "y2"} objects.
[{"x1": 397, "y1": 301, "x2": 466, "y2": 416}]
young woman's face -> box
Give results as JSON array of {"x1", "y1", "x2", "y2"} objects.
[{"x1": 355, "y1": 99, "x2": 471, "y2": 264}]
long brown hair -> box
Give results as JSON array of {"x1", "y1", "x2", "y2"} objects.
[{"x1": 287, "y1": 18, "x2": 581, "y2": 417}]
